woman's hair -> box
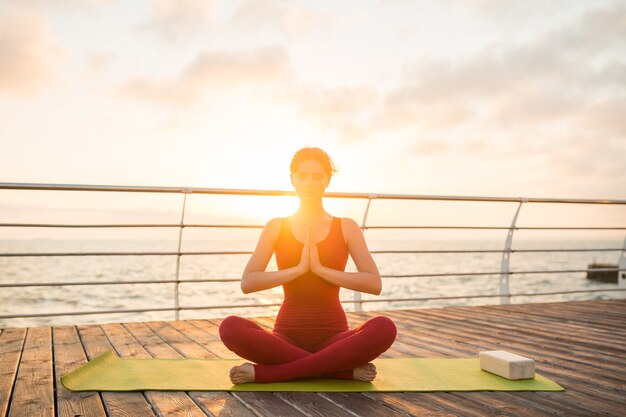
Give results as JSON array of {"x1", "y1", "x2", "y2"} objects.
[{"x1": 290, "y1": 147, "x2": 337, "y2": 178}]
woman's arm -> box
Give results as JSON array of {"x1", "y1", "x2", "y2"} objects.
[
  {"x1": 240, "y1": 218, "x2": 308, "y2": 294},
  {"x1": 310, "y1": 217, "x2": 382, "y2": 295}
]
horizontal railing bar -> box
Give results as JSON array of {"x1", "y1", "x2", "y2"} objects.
[
  {"x1": 3, "y1": 288, "x2": 625, "y2": 319},
  {"x1": 0, "y1": 278, "x2": 242, "y2": 288},
  {"x1": 509, "y1": 289, "x2": 626, "y2": 297},
  {"x1": 384, "y1": 267, "x2": 626, "y2": 278},
  {"x1": 0, "y1": 307, "x2": 177, "y2": 319},
  {"x1": 181, "y1": 303, "x2": 283, "y2": 310},
  {"x1": 2, "y1": 182, "x2": 626, "y2": 204},
  {"x1": 0, "y1": 223, "x2": 264, "y2": 228},
  {"x1": 372, "y1": 248, "x2": 623, "y2": 254},
  {"x1": 0, "y1": 251, "x2": 253, "y2": 257},
  {"x1": 365, "y1": 226, "x2": 626, "y2": 230},
  {"x1": 2, "y1": 223, "x2": 626, "y2": 231},
  {"x1": 0, "y1": 303, "x2": 285, "y2": 319},
  {"x1": 1, "y1": 248, "x2": 623, "y2": 257},
  {"x1": 360, "y1": 288, "x2": 626, "y2": 303},
  {"x1": 3, "y1": 268, "x2": 625, "y2": 288},
  {"x1": 361, "y1": 294, "x2": 502, "y2": 303}
]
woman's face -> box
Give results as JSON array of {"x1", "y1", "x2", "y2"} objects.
[{"x1": 290, "y1": 159, "x2": 330, "y2": 200}]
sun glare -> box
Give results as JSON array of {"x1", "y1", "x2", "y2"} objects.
[{"x1": 191, "y1": 104, "x2": 364, "y2": 223}]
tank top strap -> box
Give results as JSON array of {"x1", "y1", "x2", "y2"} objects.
[
  {"x1": 328, "y1": 216, "x2": 344, "y2": 245},
  {"x1": 329, "y1": 216, "x2": 338, "y2": 236}
]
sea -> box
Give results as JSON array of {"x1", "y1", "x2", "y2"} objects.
[{"x1": 1, "y1": 238, "x2": 624, "y2": 329}]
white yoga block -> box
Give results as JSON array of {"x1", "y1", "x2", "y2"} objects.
[{"x1": 479, "y1": 350, "x2": 535, "y2": 380}]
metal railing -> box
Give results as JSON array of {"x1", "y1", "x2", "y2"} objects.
[{"x1": 1, "y1": 182, "x2": 625, "y2": 322}]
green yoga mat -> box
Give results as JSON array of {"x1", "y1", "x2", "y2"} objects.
[{"x1": 61, "y1": 350, "x2": 564, "y2": 392}]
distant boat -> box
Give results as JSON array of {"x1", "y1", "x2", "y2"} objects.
[{"x1": 586, "y1": 262, "x2": 618, "y2": 283}]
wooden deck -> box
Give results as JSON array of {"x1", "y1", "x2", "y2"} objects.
[{"x1": 1, "y1": 299, "x2": 625, "y2": 417}]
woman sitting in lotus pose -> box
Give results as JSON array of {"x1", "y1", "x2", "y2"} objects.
[{"x1": 219, "y1": 147, "x2": 397, "y2": 384}]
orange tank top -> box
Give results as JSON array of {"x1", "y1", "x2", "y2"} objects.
[{"x1": 273, "y1": 216, "x2": 349, "y2": 352}]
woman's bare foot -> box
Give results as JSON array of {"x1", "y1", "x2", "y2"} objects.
[
  {"x1": 353, "y1": 363, "x2": 377, "y2": 382},
  {"x1": 229, "y1": 363, "x2": 255, "y2": 384}
]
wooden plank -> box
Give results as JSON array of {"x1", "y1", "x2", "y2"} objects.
[
  {"x1": 391, "y1": 307, "x2": 608, "y2": 415},
  {"x1": 370, "y1": 312, "x2": 572, "y2": 412},
  {"x1": 0, "y1": 328, "x2": 26, "y2": 417},
  {"x1": 123, "y1": 319, "x2": 313, "y2": 416},
  {"x1": 361, "y1": 392, "x2": 458, "y2": 417},
  {"x1": 231, "y1": 392, "x2": 307, "y2": 417},
  {"x1": 188, "y1": 392, "x2": 256, "y2": 417},
  {"x1": 522, "y1": 300, "x2": 626, "y2": 322},
  {"x1": 408, "y1": 307, "x2": 626, "y2": 382},
  {"x1": 380, "y1": 308, "x2": 626, "y2": 416},
  {"x1": 165, "y1": 321, "x2": 257, "y2": 417},
  {"x1": 77, "y1": 323, "x2": 159, "y2": 417},
  {"x1": 391, "y1": 321, "x2": 595, "y2": 416},
  {"x1": 144, "y1": 321, "x2": 215, "y2": 359},
  {"x1": 481, "y1": 301, "x2": 626, "y2": 334},
  {"x1": 361, "y1": 311, "x2": 589, "y2": 417},
  {"x1": 447, "y1": 304, "x2": 626, "y2": 357},
  {"x1": 275, "y1": 392, "x2": 357, "y2": 417},
  {"x1": 153, "y1": 321, "x2": 315, "y2": 415},
  {"x1": 180, "y1": 320, "x2": 238, "y2": 359},
  {"x1": 145, "y1": 321, "x2": 256, "y2": 417},
  {"x1": 52, "y1": 326, "x2": 106, "y2": 417},
  {"x1": 457, "y1": 303, "x2": 626, "y2": 346},
  {"x1": 8, "y1": 327, "x2": 53, "y2": 417},
  {"x1": 392, "y1": 307, "x2": 626, "y2": 406},
  {"x1": 386, "y1": 308, "x2": 624, "y2": 389},
  {"x1": 320, "y1": 392, "x2": 414, "y2": 417},
  {"x1": 107, "y1": 321, "x2": 209, "y2": 417}
]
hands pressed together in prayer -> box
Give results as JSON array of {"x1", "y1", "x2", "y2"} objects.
[{"x1": 296, "y1": 228, "x2": 325, "y2": 276}]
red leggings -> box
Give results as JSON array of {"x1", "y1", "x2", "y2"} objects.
[{"x1": 219, "y1": 315, "x2": 397, "y2": 383}]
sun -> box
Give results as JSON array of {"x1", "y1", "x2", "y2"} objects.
[{"x1": 191, "y1": 102, "x2": 359, "y2": 223}]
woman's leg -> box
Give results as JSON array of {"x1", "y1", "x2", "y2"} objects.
[
  {"x1": 253, "y1": 316, "x2": 397, "y2": 383},
  {"x1": 219, "y1": 315, "x2": 311, "y2": 364}
]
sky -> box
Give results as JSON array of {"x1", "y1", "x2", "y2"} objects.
[{"x1": 0, "y1": 0, "x2": 625, "y2": 240}]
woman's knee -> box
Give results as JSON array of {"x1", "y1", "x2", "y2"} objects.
[
  {"x1": 219, "y1": 315, "x2": 246, "y2": 342},
  {"x1": 371, "y1": 316, "x2": 397, "y2": 345}
]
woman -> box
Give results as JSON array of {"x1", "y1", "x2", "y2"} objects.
[{"x1": 219, "y1": 147, "x2": 397, "y2": 384}]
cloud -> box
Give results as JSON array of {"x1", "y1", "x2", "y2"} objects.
[
  {"x1": 15, "y1": 0, "x2": 114, "y2": 7},
  {"x1": 374, "y1": 90, "x2": 473, "y2": 130},
  {"x1": 372, "y1": 3, "x2": 626, "y2": 150},
  {"x1": 120, "y1": 46, "x2": 292, "y2": 106},
  {"x1": 577, "y1": 96, "x2": 626, "y2": 137},
  {"x1": 537, "y1": 132, "x2": 626, "y2": 183},
  {"x1": 232, "y1": 0, "x2": 326, "y2": 38},
  {"x1": 286, "y1": 85, "x2": 379, "y2": 142},
  {"x1": 121, "y1": 2, "x2": 625, "y2": 153},
  {"x1": 138, "y1": 0, "x2": 213, "y2": 42},
  {"x1": 85, "y1": 50, "x2": 116, "y2": 73},
  {"x1": 0, "y1": 11, "x2": 69, "y2": 96},
  {"x1": 411, "y1": 139, "x2": 449, "y2": 155}
]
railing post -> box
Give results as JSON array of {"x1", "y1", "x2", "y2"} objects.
[
  {"x1": 355, "y1": 194, "x2": 376, "y2": 312},
  {"x1": 174, "y1": 188, "x2": 192, "y2": 320},
  {"x1": 500, "y1": 199, "x2": 526, "y2": 304}
]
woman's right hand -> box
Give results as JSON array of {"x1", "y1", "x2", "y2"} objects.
[{"x1": 296, "y1": 227, "x2": 311, "y2": 275}]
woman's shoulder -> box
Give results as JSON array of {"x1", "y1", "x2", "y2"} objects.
[
  {"x1": 339, "y1": 217, "x2": 361, "y2": 241},
  {"x1": 264, "y1": 217, "x2": 285, "y2": 230},
  {"x1": 259, "y1": 218, "x2": 285, "y2": 246},
  {"x1": 339, "y1": 216, "x2": 360, "y2": 228}
]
